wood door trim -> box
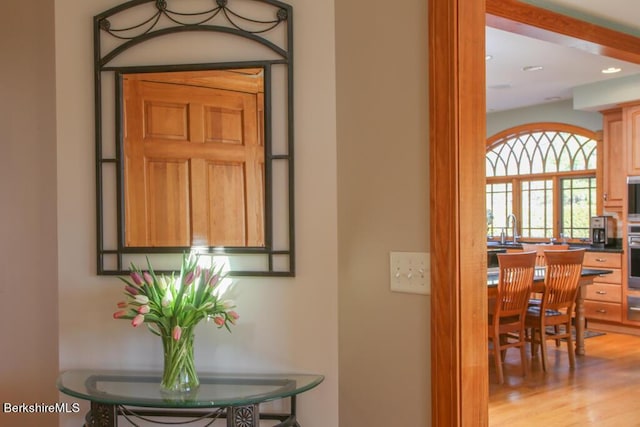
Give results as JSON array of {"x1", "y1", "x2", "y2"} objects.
[
  {"x1": 431, "y1": 1, "x2": 640, "y2": 426},
  {"x1": 486, "y1": 0, "x2": 640, "y2": 64},
  {"x1": 429, "y1": 0, "x2": 487, "y2": 425}
]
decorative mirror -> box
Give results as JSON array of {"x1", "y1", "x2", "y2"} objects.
[{"x1": 94, "y1": 0, "x2": 294, "y2": 276}]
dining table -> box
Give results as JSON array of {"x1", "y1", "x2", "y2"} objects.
[{"x1": 487, "y1": 266, "x2": 613, "y2": 355}]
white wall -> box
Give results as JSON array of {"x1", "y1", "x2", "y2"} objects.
[
  {"x1": 487, "y1": 99, "x2": 603, "y2": 137},
  {"x1": 336, "y1": 0, "x2": 431, "y2": 426},
  {"x1": 574, "y1": 73, "x2": 640, "y2": 111},
  {"x1": 0, "y1": 1, "x2": 59, "y2": 426},
  {"x1": 55, "y1": 1, "x2": 338, "y2": 426},
  {"x1": 2, "y1": 1, "x2": 431, "y2": 426}
]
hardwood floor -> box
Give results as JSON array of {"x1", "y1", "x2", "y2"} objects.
[{"x1": 489, "y1": 331, "x2": 640, "y2": 426}]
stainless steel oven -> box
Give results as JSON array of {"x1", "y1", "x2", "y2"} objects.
[
  {"x1": 628, "y1": 225, "x2": 640, "y2": 289},
  {"x1": 628, "y1": 296, "x2": 640, "y2": 322},
  {"x1": 628, "y1": 176, "x2": 640, "y2": 222}
]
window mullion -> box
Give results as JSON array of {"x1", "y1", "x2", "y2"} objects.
[
  {"x1": 553, "y1": 176, "x2": 560, "y2": 239},
  {"x1": 513, "y1": 178, "x2": 522, "y2": 238}
]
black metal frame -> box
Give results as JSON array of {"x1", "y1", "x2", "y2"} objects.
[
  {"x1": 86, "y1": 399, "x2": 301, "y2": 426},
  {"x1": 94, "y1": 0, "x2": 294, "y2": 276},
  {"x1": 83, "y1": 374, "x2": 302, "y2": 426}
]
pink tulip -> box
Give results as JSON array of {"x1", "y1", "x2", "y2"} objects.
[
  {"x1": 184, "y1": 271, "x2": 195, "y2": 286},
  {"x1": 125, "y1": 285, "x2": 139, "y2": 295},
  {"x1": 208, "y1": 274, "x2": 219, "y2": 287},
  {"x1": 227, "y1": 311, "x2": 239, "y2": 325},
  {"x1": 143, "y1": 272, "x2": 154, "y2": 286},
  {"x1": 131, "y1": 314, "x2": 144, "y2": 327},
  {"x1": 172, "y1": 325, "x2": 182, "y2": 341},
  {"x1": 113, "y1": 310, "x2": 128, "y2": 319},
  {"x1": 130, "y1": 272, "x2": 143, "y2": 286},
  {"x1": 213, "y1": 316, "x2": 225, "y2": 326},
  {"x1": 138, "y1": 305, "x2": 150, "y2": 314},
  {"x1": 117, "y1": 301, "x2": 128, "y2": 309}
]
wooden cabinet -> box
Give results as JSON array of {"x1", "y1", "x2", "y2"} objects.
[
  {"x1": 583, "y1": 251, "x2": 622, "y2": 269},
  {"x1": 624, "y1": 103, "x2": 640, "y2": 175},
  {"x1": 601, "y1": 109, "x2": 625, "y2": 209},
  {"x1": 583, "y1": 251, "x2": 622, "y2": 323}
]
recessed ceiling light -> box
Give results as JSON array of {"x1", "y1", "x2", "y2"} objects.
[
  {"x1": 488, "y1": 83, "x2": 512, "y2": 90},
  {"x1": 486, "y1": 54, "x2": 493, "y2": 61},
  {"x1": 602, "y1": 67, "x2": 622, "y2": 74},
  {"x1": 522, "y1": 65, "x2": 544, "y2": 72}
]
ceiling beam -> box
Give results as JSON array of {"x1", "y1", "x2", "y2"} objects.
[{"x1": 486, "y1": 0, "x2": 640, "y2": 65}]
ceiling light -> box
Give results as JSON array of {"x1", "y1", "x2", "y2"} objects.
[
  {"x1": 522, "y1": 65, "x2": 544, "y2": 72},
  {"x1": 602, "y1": 67, "x2": 622, "y2": 74},
  {"x1": 488, "y1": 83, "x2": 512, "y2": 90}
]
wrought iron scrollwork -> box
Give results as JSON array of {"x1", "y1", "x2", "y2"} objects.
[{"x1": 99, "y1": 0, "x2": 288, "y2": 41}]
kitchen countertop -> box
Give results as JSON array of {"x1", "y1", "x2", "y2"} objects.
[{"x1": 487, "y1": 241, "x2": 623, "y2": 253}]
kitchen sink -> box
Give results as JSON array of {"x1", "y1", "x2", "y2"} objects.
[{"x1": 487, "y1": 241, "x2": 520, "y2": 246}]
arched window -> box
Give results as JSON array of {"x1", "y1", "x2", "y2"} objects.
[{"x1": 486, "y1": 123, "x2": 598, "y2": 240}]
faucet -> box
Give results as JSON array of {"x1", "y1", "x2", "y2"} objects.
[{"x1": 506, "y1": 214, "x2": 518, "y2": 243}]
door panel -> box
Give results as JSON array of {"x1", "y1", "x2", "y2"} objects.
[
  {"x1": 146, "y1": 159, "x2": 191, "y2": 246},
  {"x1": 124, "y1": 76, "x2": 265, "y2": 247},
  {"x1": 144, "y1": 101, "x2": 189, "y2": 140}
]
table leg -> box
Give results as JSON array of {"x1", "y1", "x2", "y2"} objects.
[
  {"x1": 575, "y1": 284, "x2": 586, "y2": 356},
  {"x1": 227, "y1": 404, "x2": 259, "y2": 427},
  {"x1": 88, "y1": 401, "x2": 117, "y2": 426}
]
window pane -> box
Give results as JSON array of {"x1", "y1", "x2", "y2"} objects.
[
  {"x1": 521, "y1": 179, "x2": 553, "y2": 238},
  {"x1": 561, "y1": 177, "x2": 596, "y2": 239},
  {"x1": 486, "y1": 182, "x2": 512, "y2": 236}
]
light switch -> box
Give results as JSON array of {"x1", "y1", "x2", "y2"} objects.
[{"x1": 390, "y1": 251, "x2": 430, "y2": 295}]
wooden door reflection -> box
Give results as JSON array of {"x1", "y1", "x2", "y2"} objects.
[{"x1": 123, "y1": 70, "x2": 265, "y2": 247}]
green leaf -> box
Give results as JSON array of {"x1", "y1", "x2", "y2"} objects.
[
  {"x1": 162, "y1": 306, "x2": 173, "y2": 317},
  {"x1": 146, "y1": 324, "x2": 162, "y2": 337}
]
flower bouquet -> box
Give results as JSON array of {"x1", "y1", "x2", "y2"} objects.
[{"x1": 113, "y1": 253, "x2": 239, "y2": 393}]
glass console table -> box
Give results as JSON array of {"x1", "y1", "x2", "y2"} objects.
[{"x1": 57, "y1": 369, "x2": 324, "y2": 427}]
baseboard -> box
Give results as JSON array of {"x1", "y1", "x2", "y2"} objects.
[{"x1": 586, "y1": 321, "x2": 640, "y2": 336}]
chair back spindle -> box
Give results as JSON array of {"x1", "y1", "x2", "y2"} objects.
[{"x1": 521, "y1": 243, "x2": 570, "y2": 267}]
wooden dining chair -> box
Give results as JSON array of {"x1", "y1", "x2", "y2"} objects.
[
  {"x1": 488, "y1": 251, "x2": 537, "y2": 384},
  {"x1": 521, "y1": 243, "x2": 570, "y2": 266},
  {"x1": 525, "y1": 249, "x2": 585, "y2": 372},
  {"x1": 521, "y1": 243, "x2": 570, "y2": 306}
]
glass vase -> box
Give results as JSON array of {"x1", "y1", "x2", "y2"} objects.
[{"x1": 160, "y1": 328, "x2": 199, "y2": 394}]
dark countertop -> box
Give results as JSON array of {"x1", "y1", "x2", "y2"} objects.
[
  {"x1": 486, "y1": 241, "x2": 623, "y2": 253},
  {"x1": 486, "y1": 267, "x2": 614, "y2": 286}
]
